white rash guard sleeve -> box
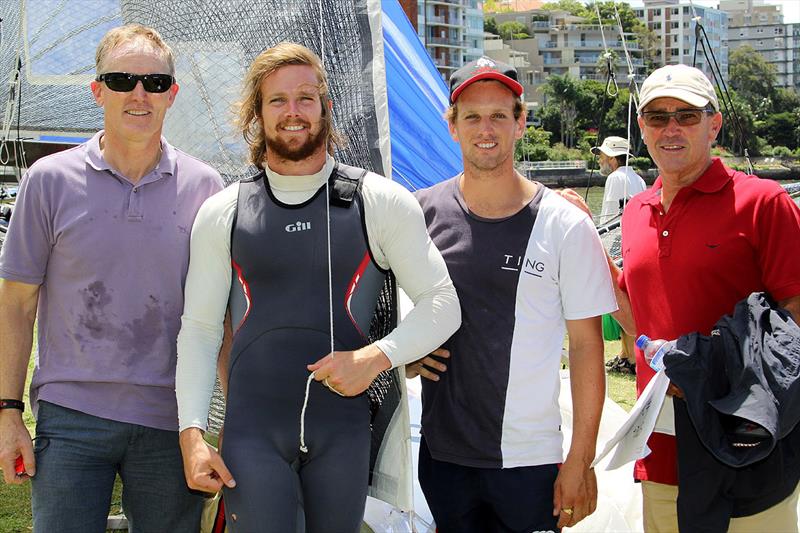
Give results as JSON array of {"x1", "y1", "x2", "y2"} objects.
[{"x1": 176, "y1": 158, "x2": 459, "y2": 431}]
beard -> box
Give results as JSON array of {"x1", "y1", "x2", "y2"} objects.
[{"x1": 265, "y1": 120, "x2": 327, "y2": 162}]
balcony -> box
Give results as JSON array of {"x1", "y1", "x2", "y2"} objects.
[{"x1": 427, "y1": 37, "x2": 466, "y2": 48}]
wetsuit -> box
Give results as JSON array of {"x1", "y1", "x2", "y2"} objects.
[
  {"x1": 175, "y1": 156, "x2": 460, "y2": 531},
  {"x1": 223, "y1": 165, "x2": 386, "y2": 531}
]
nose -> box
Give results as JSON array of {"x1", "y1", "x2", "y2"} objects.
[{"x1": 131, "y1": 79, "x2": 148, "y2": 98}]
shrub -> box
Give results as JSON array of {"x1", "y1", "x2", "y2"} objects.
[{"x1": 771, "y1": 146, "x2": 793, "y2": 158}]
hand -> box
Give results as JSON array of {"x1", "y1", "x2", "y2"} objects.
[
  {"x1": 405, "y1": 348, "x2": 450, "y2": 381},
  {"x1": 308, "y1": 344, "x2": 391, "y2": 397},
  {"x1": 553, "y1": 456, "x2": 597, "y2": 529},
  {"x1": 179, "y1": 428, "x2": 235, "y2": 493},
  {"x1": 667, "y1": 382, "x2": 685, "y2": 399},
  {"x1": 555, "y1": 188, "x2": 593, "y2": 218},
  {"x1": 0, "y1": 411, "x2": 35, "y2": 484}
]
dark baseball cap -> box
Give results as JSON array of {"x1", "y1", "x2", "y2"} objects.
[{"x1": 449, "y1": 57, "x2": 524, "y2": 103}]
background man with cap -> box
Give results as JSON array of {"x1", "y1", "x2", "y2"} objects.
[
  {"x1": 592, "y1": 136, "x2": 646, "y2": 376},
  {"x1": 592, "y1": 136, "x2": 646, "y2": 225},
  {"x1": 411, "y1": 57, "x2": 616, "y2": 532},
  {"x1": 605, "y1": 64, "x2": 800, "y2": 532}
]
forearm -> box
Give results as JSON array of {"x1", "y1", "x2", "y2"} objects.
[
  {"x1": 0, "y1": 282, "x2": 38, "y2": 400},
  {"x1": 566, "y1": 332, "x2": 605, "y2": 464}
]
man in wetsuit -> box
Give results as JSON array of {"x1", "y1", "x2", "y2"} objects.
[
  {"x1": 175, "y1": 43, "x2": 460, "y2": 532},
  {"x1": 410, "y1": 57, "x2": 616, "y2": 532},
  {"x1": 0, "y1": 24, "x2": 222, "y2": 531}
]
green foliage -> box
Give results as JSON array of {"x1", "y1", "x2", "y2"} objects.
[
  {"x1": 630, "y1": 156, "x2": 653, "y2": 171},
  {"x1": 540, "y1": 0, "x2": 589, "y2": 16},
  {"x1": 584, "y1": 1, "x2": 640, "y2": 33},
  {"x1": 515, "y1": 126, "x2": 552, "y2": 161},
  {"x1": 758, "y1": 112, "x2": 798, "y2": 151},
  {"x1": 484, "y1": 16, "x2": 499, "y2": 36},
  {"x1": 771, "y1": 146, "x2": 793, "y2": 158},
  {"x1": 498, "y1": 21, "x2": 529, "y2": 40},
  {"x1": 729, "y1": 46, "x2": 778, "y2": 106},
  {"x1": 547, "y1": 143, "x2": 584, "y2": 161}
]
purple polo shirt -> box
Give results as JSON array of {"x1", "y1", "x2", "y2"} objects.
[{"x1": 0, "y1": 131, "x2": 222, "y2": 431}]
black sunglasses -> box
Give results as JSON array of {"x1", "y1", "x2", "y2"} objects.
[
  {"x1": 640, "y1": 108, "x2": 715, "y2": 128},
  {"x1": 96, "y1": 72, "x2": 174, "y2": 93}
]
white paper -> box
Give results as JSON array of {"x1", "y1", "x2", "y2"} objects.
[{"x1": 593, "y1": 370, "x2": 671, "y2": 470}]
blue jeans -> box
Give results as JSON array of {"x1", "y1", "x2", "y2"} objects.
[{"x1": 31, "y1": 401, "x2": 203, "y2": 533}]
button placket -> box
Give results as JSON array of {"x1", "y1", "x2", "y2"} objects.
[{"x1": 127, "y1": 185, "x2": 143, "y2": 220}]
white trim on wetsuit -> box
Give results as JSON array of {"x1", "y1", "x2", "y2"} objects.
[{"x1": 176, "y1": 155, "x2": 459, "y2": 432}]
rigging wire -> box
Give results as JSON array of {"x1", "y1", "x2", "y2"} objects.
[{"x1": 688, "y1": 3, "x2": 754, "y2": 174}]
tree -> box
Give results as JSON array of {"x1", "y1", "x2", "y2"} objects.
[
  {"x1": 540, "y1": 0, "x2": 588, "y2": 17},
  {"x1": 540, "y1": 75, "x2": 581, "y2": 147},
  {"x1": 484, "y1": 16, "x2": 499, "y2": 36},
  {"x1": 758, "y1": 112, "x2": 798, "y2": 151},
  {"x1": 584, "y1": 1, "x2": 640, "y2": 33},
  {"x1": 633, "y1": 23, "x2": 661, "y2": 73},
  {"x1": 516, "y1": 127, "x2": 552, "y2": 161},
  {"x1": 498, "y1": 21, "x2": 530, "y2": 40},
  {"x1": 729, "y1": 46, "x2": 778, "y2": 107},
  {"x1": 716, "y1": 89, "x2": 756, "y2": 156}
]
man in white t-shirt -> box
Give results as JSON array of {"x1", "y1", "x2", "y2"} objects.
[{"x1": 592, "y1": 136, "x2": 646, "y2": 225}]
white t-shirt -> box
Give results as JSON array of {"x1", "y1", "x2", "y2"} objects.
[{"x1": 599, "y1": 165, "x2": 646, "y2": 224}]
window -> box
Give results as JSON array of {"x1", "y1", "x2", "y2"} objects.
[
  {"x1": 671, "y1": 21, "x2": 679, "y2": 29},
  {"x1": 671, "y1": 48, "x2": 679, "y2": 56},
  {"x1": 757, "y1": 28, "x2": 764, "y2": 33},
  {"x1": 653, "y1": 22, "x2": 662, "y2": 30},
  {"x1": 683, "y1": 6, "x2": 690, "y2": 14},
  {"x1": 683, "y1": 48, "x2": 689, "y2": 54},
  {"x1": 654, "y1": 8, "x2": 662, "y2": 17},
  {"x1": 673, "y1": 34, "x2": 678, "y2": 43},
  {"x1": 672, "y1": 8, "x2": 679, "y2": 15}
]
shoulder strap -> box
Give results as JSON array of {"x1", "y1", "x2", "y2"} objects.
[{"x1": 328, "y1": 162, "x2": 366, "y2": 208}]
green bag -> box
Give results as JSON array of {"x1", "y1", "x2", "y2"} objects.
[{"x1": 602, "y1": 313, "x2": 622, "y2": 341}]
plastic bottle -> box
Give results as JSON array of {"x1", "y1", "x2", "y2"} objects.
[{"x1": 635, "y1": 335, "x2": 673, "y2": 372}]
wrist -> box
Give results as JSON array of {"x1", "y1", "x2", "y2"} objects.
[
  {"x1": 0, "y1": 399, "x2": 25, "y2": 411},
  {"x1": 367, "y1": 345, "x2": 392, "y2": 374}
]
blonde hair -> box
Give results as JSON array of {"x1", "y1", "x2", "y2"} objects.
[
  {"x1": 236, "y1": 42, "x2": 342, "y2": 168},
  {"x1": 95, "y1": 24, "x2": 175, "y2": 76}
]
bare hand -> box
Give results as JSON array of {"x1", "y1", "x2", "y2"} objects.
[
  {"x1": 0, "y1": 411, "x2": 35, "y2": 484},
  {"x1": 308, "y1": 344, "x2": 391, "y2": 397},
  {"x1": 179, "y1": 428, "x2": 235, "y2": 493},
  {"x1": 555, "y1": 188, "x2": 593, "y2": 218},
  {"x1": 553, "y1": 456, "x2": 597, "y2": 529},
  {"x1": 405, "y1": 348, "x2": 450, "y2": 381},
  {"x1": 667, "y1": 382, "x2": 685, "y2": 399}
]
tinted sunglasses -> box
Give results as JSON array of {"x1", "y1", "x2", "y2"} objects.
[
  {"x1": 640, "y1": 108, "x2": 715, "y2": 128},
  {"x1": 96, "y1": 72, "x2": 174, "y2": 93}
]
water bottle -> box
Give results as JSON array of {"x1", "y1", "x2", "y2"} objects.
[{"x1": 635, "y1": 335, "x2": 673, "y2": 372}]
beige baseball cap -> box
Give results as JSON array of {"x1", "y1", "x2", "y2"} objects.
[
  {"x1": 591, "y1": 136, "x2": 632, "y2": 157},
  {"x1": 637, "y1": 64, "x2": 719, "y2": 113}
]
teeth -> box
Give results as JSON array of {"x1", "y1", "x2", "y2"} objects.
[
  {"x1": 126, "y1": 110, "x2": 149, "y2": 116},
  {"x1": 477, "y1": 143, "x2": 496, "y2": 149},
  {"x1": 283, "y1": 125, "x2": 303, "y2": 131}
]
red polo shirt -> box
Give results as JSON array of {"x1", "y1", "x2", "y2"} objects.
[{"x1": 620, "y1": 157, "x2": 800, "y2": 485}]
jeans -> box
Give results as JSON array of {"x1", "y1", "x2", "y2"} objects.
[{"x1": 31, "y1": 401, "x2": 203, "y2": 533}]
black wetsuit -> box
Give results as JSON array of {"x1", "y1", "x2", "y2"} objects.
[{"x1": 222, "y1": 165, "x2": 389, "y2": 532}]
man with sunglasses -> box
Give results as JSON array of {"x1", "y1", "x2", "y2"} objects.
[
  {"x1": 0, "y1": 24, "x2": 222, "y2": 531},
  {"x1": 609, "y1": 64, "x2": 800, "y2": 532}
]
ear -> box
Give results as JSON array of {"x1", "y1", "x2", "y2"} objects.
[
  {"x1": 448, "y1": 119, "x2": 458, "y2": 143},
  {"x1": 91, "y1": 80, "x2": 103, "y2": 107},
  {"x1": 515, "y1": 113, "x2": 526, "y2": 141},
  {"x1": 637, "y1": 115, "x2": 647, "y2": 141},
  {"x1": 166, "y1": 83, "x2": 179, "y2": 109},
  {"x1": 709, "y1": 112, "x2": 722, "y2": 141}
]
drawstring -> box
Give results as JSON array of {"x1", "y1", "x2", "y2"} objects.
[{"x1": 299, "y1": 372, "x2": 316, "y2": 453}]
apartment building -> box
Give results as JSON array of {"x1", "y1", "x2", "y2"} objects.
[
  {"x1": 722, "y1": 0, "x2": 800, "y2": 89},
  {"x1": 416, "y1": 0, "x2": 484, "y2": 79},
  {"x1": 487, "y1": 9, "x2": 645, "y2": 105},
  {"x1": 634, "y1": 0, "x2": 728, "y2": 84}
]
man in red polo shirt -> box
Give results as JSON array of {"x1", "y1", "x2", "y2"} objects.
[{"x1": 609, "y1": 65, "x2": 800, "y2": 532}]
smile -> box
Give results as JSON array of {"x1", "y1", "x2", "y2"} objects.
[{"x1": 476, "y1": 142, "x2": 496, "y2": 149}]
